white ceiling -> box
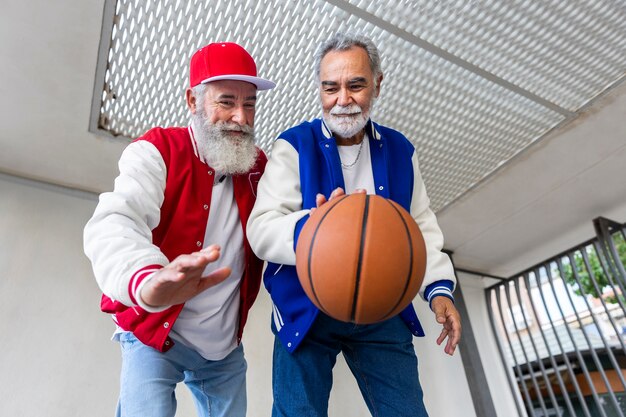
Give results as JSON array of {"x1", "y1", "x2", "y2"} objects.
[
  {"x1": 1, "y1": 0, "x2": 625, "y2": 282},
  {"x1": 437, "y1": 81, "x2": 626, "y2": 277}
]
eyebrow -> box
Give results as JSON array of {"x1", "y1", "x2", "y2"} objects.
[
  {"x1": 347, "y1": 77, "x2": 368, "y2": 84},
  {"x1": 321, "y1": 77, "x2": 368, "y2": 86},
  {"x1": 217, "y1": 94, "x2": 257, "y2": 101}
]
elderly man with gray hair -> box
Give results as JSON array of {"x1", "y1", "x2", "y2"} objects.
[{"x1": 247, "y1": 32, "x2": 462, "y2": 416}]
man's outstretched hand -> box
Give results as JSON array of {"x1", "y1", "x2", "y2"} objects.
[
  {"x1": 432, "y1": 296, "x2": 462, "y2": 356},
  {"x1": 140, "y1": 245, "x2": 231, "y2": 308}
]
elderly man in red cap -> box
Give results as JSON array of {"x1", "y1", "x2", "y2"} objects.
[{"x1": 84, "y1": 42, "x2": 275, "y2": 417}]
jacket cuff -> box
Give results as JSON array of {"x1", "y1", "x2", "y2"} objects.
[
  {"x1": 424, "y1": 280, "x2": 455, "y2": 310},
  {"x1": 129, "y1": 265, "x2": 170, "y2": 313},
  {"x1": 293, "y1": 212, "x2": 311, "y2": 252}
]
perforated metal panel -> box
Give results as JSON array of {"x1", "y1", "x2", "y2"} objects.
[
  {"x1": 346, "y1": 0, "x2": 626, "y2": 111},
  {"x1": 91, "y1": 0, "x2": 626, "y2": 211}
]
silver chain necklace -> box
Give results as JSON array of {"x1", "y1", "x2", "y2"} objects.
[{"x1": 340, "y1": 140, "x2": 364, "y2": 169}]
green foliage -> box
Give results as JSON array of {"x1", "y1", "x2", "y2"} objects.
[{"x1": 558, "y1": 232, "x2": 626, "y2": 303}]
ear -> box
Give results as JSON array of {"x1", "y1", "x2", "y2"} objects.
[
  {"x1": 186, "y1": 88, "x2": 197, "y2": 114},
  {"x1": 374, "y1": 73, "x2": 383, "y2": 98}
]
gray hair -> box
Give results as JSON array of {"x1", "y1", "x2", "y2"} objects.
[
  {"x1": 191, "y1": 83, "x2": 208, "y2": 103},
  {"x1": 313, "y1": 32, "x2": 382, "y2": 81},
  {"x1": 190, "y1": 83, "x2": 209, "y2": 118}
]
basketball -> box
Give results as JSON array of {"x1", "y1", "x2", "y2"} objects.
[{"x1": 295, "y1": 193, "x2": 427, "y2": 324}]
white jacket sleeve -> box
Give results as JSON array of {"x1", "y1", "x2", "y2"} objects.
[
  {"x1": 247, "y1": 139, "x2": 309, "y2": 266},
  {"x1": 409, "y1": 150, "x2": 456, "y2": 300},
  {"x1": 83, "y1": 141, "x2": 170, "y2": 307}
]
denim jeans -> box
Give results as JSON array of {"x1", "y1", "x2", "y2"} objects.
[
  {"x1": 271, "y1": 313, "x2": 428, "y2": 417},
  {"x1": 116, "y1": 332, "x2": 247, "y2": 417}
]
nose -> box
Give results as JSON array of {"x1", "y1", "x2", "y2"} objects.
[
  {"x1": 337, "y1": 88, "x2": 352, "y2": 107},
  {"x1": 230, "y1": 105, "x2": 250, "y2": 126}
]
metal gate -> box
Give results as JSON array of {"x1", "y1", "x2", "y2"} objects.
[{"x1": 487, "y1": 217, "x2": 626, "y2": 417}]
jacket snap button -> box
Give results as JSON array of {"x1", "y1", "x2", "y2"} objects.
[
  {"x1": 163, "y1": 322, "x2": 169, "y2": 328},
  {"x1": 196, "y1": 241, "x2": 202, "y2": 247}
]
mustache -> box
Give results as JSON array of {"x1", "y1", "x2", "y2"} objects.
[
  {"x1": 215, "y1": 121, "x2": 254, "y2": 135},
  {"x1": 329, "y1": 104, "x2": 362, "y2": 116},
  {"x1": 196, "y1": 111, "x2": 254, "y2": 135}
]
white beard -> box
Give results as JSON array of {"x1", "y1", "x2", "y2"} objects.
[
  {"x1": 190, "y1": 113, "x2": 258, "y2": 175},
  {"x1": 323, "y1": 101, "x2": 373, "y2": 139}
]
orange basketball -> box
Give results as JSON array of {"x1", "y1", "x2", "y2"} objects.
[{"x1": 295, "y1": 193, "x2": 427, "y2": 324}]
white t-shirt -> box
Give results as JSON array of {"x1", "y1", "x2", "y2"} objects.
[
  {"x1": 168, "y1": 174, "x2": 244, "y2": 360},
  {"x1": 337, "y1": 137, "x2": 376, "y2": 194}
]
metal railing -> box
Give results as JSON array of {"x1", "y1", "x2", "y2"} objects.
[{"x1": 487, "y1": 217, "x2": 626, "y2": 417}]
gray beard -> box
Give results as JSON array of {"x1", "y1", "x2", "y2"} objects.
[
  {"x1": 323, "y1": 101, "x2": 374, "y2": 140},
  {"x1": 324, "y1": 113, "x2": 368, "y2": 139},
  {"x1": 190, "y1": 114, "x2": 258, "y2": 175}
]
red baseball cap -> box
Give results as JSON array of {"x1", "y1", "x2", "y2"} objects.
[{"x1": 189, "y1": 42, "x2": 276, "y2": 90}]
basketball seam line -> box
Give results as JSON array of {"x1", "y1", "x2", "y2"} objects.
[
  {"x1": 381, "y1": 199, "x2": 414, "y2": 321},
  {"x1": 307, "y1": 194, "x2": 349, "y2": 317},
  {"x1": 350, "y1": 194, "x2": 369, "y2": 323}
]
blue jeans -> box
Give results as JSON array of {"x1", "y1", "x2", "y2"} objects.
[
  {"x1": 116, "y1": 332, "x2": 247, "y2": 417},
  {"x1": 272, "y1": 313, "x2": 428, "y2": 417}
]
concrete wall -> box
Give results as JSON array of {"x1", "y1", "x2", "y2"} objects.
[
  {"x1": 0, "y1": 174, "x2": 119, "y2": 416},
  {"x1": 0, "y1": 172, "x2": 482, "y2": 416}
]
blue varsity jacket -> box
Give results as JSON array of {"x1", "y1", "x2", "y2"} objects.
[{"x1": 248, "y1": 118, "x2": 455, "y2": 353}]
